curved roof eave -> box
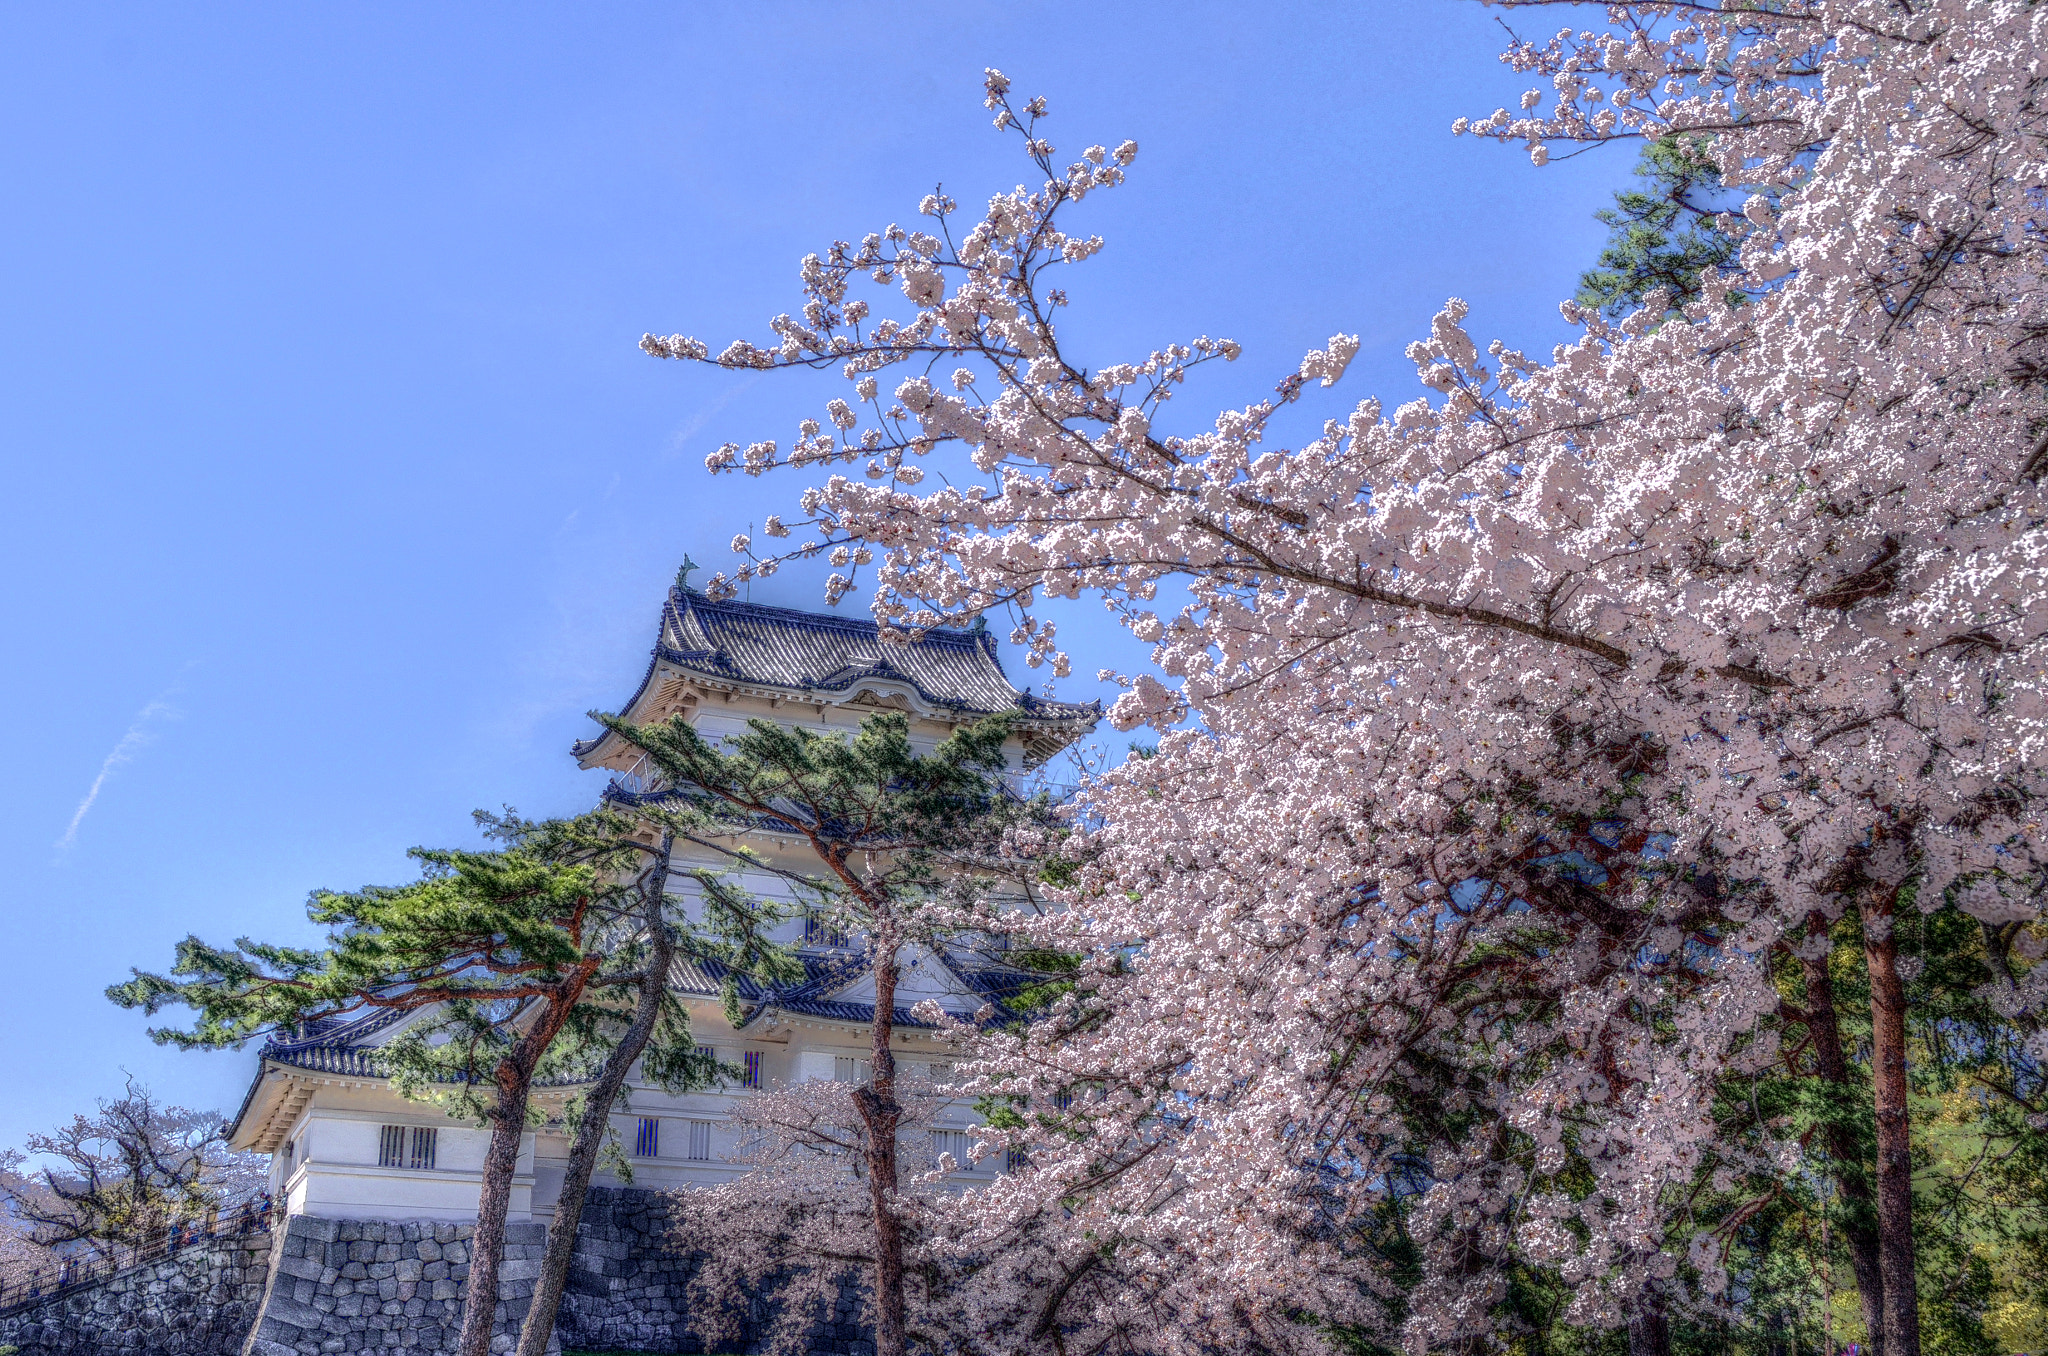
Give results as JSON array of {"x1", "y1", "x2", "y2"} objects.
[{"x1": 573, "y1": 586, "x2": 1100, "y2": 766}]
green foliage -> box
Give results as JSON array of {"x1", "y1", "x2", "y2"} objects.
[
  {"x1": 108, "y1": 838, "x2": 622, "y2": 1053},
  {"x1": 604, "y1": 709, "x2": 1065, "y2": 966},
  {"x1": 1652, "y1": 900, "x2": 2048, "y2": 1356},
  {"x1": 106, "y1": 806, "x2": 789, "y2": 1119},
  {"x1": 1892, "y1": 902, "x2": 2048, "y2": 1356},
  {"x1": 1004, "y1": 946, "x2": 1082, "y2": 1014},
  {"x1": 1576, "y1": 135, "x2": 1743, "y2": 319}
]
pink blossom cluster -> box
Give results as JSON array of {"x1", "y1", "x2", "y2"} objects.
[{"x1": 646, "y1": 3, "x2": 2048, "y2": 1347}]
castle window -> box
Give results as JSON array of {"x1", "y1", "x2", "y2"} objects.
[
  {"x1": 378, "y1": 1125, "x2": 405, "y2": 1168},
  {"x1": 803, "y1": 913, "x2": 848, "y2": 948},
  {"x1": 634, "y1": 1117, "x2": 660, "y2": 1159},
  {"x1": 931, "y1": 1130, "x2": 975, "y2": 1169},
  {"x1": 742, "y1": 1051, "x2": 762, "y2": 1088},
  {"x1": 408, "y1": 1127, "x2": 437, "y2": 1171},
  {"x1": 687, "y1": 1120, "x2": 712, "y2": 1161},
  {"x1": 834, "y1": 1056, "x2": 871, "y2": 1084},
  {"x1": 1005, "y1": 1147, "x2": 1029, "y2": 1173}
]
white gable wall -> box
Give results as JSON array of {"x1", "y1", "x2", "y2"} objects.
[{"x1": 831, "y1": 946, "x2": 982, "y2": 1016}]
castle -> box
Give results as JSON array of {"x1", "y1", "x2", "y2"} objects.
[{"x1": 225, "y1": 582, "x2": 1099, "y2": 1229}]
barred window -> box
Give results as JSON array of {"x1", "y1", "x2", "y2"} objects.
[
  {"x1": 634, "y1": 1117, "x2": 660, "y2": 1159},
  {"x1": 1005, "y1": 1147, "x2": 1029, "y2": 1173},
  {"x1": 833, "y1": 1056, "x2": 871, "y2": 1084},
  {"x1": 931, "y1": 1130, "x2": 977, "y2": 1169},
  {"x1": 742, "y1": 1050, "x2": 762, "y2": 1088},
  {"x1": 378, "y1": 1125, "x2": 405, "y2": 1168},
  {"x1": 687, "y1": 1120, "x2": 712, "y2": 1161},
  {"x1": 408, "y1": 1127, "x2": 437, "y2": 1171},
  {"x1": 803, "y1": 913, "x2": 848, "y2": 948}
]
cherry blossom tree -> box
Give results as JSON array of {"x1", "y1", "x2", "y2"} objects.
[
  {"x1": 639, "y1": 4, "x2": 2048, "y2": 1352},
  {"x1": 663, "y1": 1072, "x2": 955, "y2": 1356},
  {"x1": 0, "y1": 1079, "x2": 261, "y2": 1263}
]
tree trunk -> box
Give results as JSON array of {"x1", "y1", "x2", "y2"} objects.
[
  {"x1": 1861, "y1": 894, "x2": 1919, "y2": 1356},
  {"x1": 459, "y1": 1062, "x2": 535, "y2": 1356},
  {"x1": 853, "y1": 925, "x2": 908, "y2": 1356},
  {"x1": 1798, "y1": 918, "x2": 1887, "y2": 1356},
  {"x1": 458, "y1": 959, "x2": 601, "y2": 1356},
  {"x1": 1628, "y1": 1295, "x2": 1671, "y2": 1356},
  {"x1": 516, "y1": 838, "x2": 678, "y2": 1356}
]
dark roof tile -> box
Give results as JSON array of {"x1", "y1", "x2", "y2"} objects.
[
  {"x1": 260, "y1": 947, "x2": 1030, "y2": 1075},
  {"x1": 574, "y1": 588, "x2": 1097, "y2": 759}
]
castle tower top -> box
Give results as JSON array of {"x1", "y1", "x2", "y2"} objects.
[{"x1": 573, "y1": 584, "x2": 1098, "y2": 768}]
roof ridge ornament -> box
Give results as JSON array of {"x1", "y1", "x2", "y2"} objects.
[{"x1": 674, "y1": 554, "x2": 699, "y2": 594}]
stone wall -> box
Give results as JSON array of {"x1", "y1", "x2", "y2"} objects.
[
  {"x1": 0, "y1": 1231, "x2": 271, "y2": 1356},
  {"x1": 556, "y1": 1187, "x2": 870, "y2": 1356},
  {"x1": 554, "y1": 1188, "x2": 701, "y2": 1351},
  {"x1": 243, "y1": 1215, "x2": 558, "y2": 1356},
  {"x1": 0, "y1": 1195, "x2": 875, "y2": 1356}
]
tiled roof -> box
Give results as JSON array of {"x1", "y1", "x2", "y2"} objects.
[
  {"x1": 256, "y1": 1005, "x2": 587, "y2": 1087},
  {"x1": 258, "y1": 1008, "x2": 409, "y2": 1077},
  {"x1": 734, "y1": 947, "x2": 1021, "y2": 1031},
  {"x1": 256, "y1": 947, "x2": 1030, "y2": 1078},
  {"x1": 573, "y1": 587, "x2": 1097, "y2": 759}
]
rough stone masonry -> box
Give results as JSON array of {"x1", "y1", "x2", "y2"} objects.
[
  {"x1": 0, "y1": 1197, "x2": 875, "y2": 1355},
  {"x1": 241, "y1": 1215, "x2": 558, "y2": 1356},
  {"x1": 556, "y1": 1187, "x2": 870, "y2": 1356},
  {"x1": 0, "y1": 1230, "x2": 270, "y2": 1356}
]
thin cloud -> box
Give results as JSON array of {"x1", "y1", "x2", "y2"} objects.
[
  {"x1": 55, "y1": 696, "x2": 180, "y2": 851},
  {"x1": 662, "y1": 371, "x2": 764, "y2": 459}
]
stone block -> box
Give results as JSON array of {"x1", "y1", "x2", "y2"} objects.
[
  {"x1": 289, "y1": 1216, "x2": 342, "y2": 1244},
  {"x1": 258, "y1": 1293, "x2": 327, "y2": 1333}
]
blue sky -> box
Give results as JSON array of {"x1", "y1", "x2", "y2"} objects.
[{"x1": 0, "y1": 2, "x2": 1622, "y2": 1144}]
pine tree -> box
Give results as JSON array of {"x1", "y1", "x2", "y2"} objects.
[
  {"x1": 108, "y1": 809, "x2": 775, "y2": 1356},
  {"x1": 597, "y1": 708, "x2": 1062, "y2": 1356},
  {"x1": 498, "y1": 810, "x2": 797, "y2": 1356},
  {"x1": 1575, "y1": 135, "x2": 1741, "y2": 318}
]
